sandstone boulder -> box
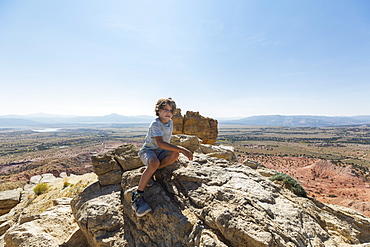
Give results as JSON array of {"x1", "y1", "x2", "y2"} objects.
[
  {"x1": 0, "y1": 188, "x2": 22, "y2": 216},
  {"x1": 113, "y1": 144, "x2": 143, "y2": 171},
  {"x1": 199, "y1": 144, "x2": 237, "y2": 161},
  {"x1": 92, "y1": 144, "x2": 142, "y2": 186},
  {"x1": 170, "y1": 134, "x2": 201, "y2": 153},
  {"x1": 72, "y1": 145, "x2": 370, "y2": 247},
  {"x1": 183, "y1": 111, "x2": 218, "y2": 145},
  {"x1": 29, "y1": 175, "x2": 42, "y2": 184},
  {"x1": 71, "y1": 183, "x2": 125, "y2": 247},
  {"x1": 243, "y1": 158, "x2": 265, "y2": 169},
  {"x1": 4, "y1": 201, "x2": 79, "y2": 247},
  {"x1": 39, "y1": 173, "x2": 57, "y2": 183},
  {"x1": 172, "y1": 109, "x2": 218, "y2": 145},
  {"x1": 172, "y1": 108, "x2": 184, "y2": 135}
]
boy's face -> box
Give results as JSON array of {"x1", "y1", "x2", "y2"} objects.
[{"x1": 158, "y1": 104, "x2": 173, "y2": 123}]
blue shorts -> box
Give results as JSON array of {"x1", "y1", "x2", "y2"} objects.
[{"x1": 139, "y1": 149, "x2": 169, "y2": 166}]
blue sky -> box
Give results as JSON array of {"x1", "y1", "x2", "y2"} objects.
[{"x1": 1, "y1": 0, "x2": 369, "y2": 118}]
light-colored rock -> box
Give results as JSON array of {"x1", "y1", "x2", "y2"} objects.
[
  {"x1": 113, "y1": 144, "x2": 142, "y2": 171},
  {"x1": 4, "y1": 223, "x2": 56, "y2": 247},
  {"x1": 199, "y1": 144, "x2": 237, "y2": 161},
  {"x1": 71, "y1": 183, "x2": 125, "y2": 247},
  {"x1": 91, "y1": 144, "x2": 142, "y2": 186},
  {"x1": 0, "y1": 220, "x2": 12, "y2": 236},
  {"x1": 243, "y1": 158, "x2": 265, "y2": 169},
  {"x1": 91, "y1": 152, "x2": 123, "y2": 186},
  {"x1": 40, "y1": 173, "x2": 56, "y2": 184},
  {"x1": 4, "y1": 204, "x2": 78, "y2": 247},
  {"x1": 53, "y1": 197, "x2": 72, "y2": 206},
  {"x1": 170, "y1": 134, "x2": 201, "y2": 153},
  {"x1": 23, "y1": 184, "x2": 36, "y2": 197},
  {"x1": 0, "y1": 173, "x2": 98, "y2": 247},
  {"x1": 0, "y1": 188, "x2": 22, "y2": 216},
  {"x1": 29, "y1": 175, "x2": 42, "y2": 184},
  {"x1": 60, "y1": 229, "x2": 89, "y2": 247},
  {"x1": 72, "y1": 145, "x2": 370, "y2": 246}
]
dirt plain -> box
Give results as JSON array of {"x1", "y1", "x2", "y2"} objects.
[{"x1": 0, "y1": 125, "x2": 145, "y2": 191}]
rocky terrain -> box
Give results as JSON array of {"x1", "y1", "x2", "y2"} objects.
[
  {"x1": 0, "y1": 172, "x2": 98, "y2": 246},
  {"x1": 76, "y1": 139, "x2": 370, "y2": 246},
  {"x1": 240, "y1": 155, "x2": 370, "y2": 217},
  {"x1": 1, "y1": 136, "x2": 370, "y2": 246}
]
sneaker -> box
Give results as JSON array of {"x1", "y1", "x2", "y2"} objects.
[{"x1": 131, "y1": 192, "x2": 152, "y2": 217}]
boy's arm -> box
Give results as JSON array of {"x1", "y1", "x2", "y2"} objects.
[{"x1": 153, "y1": 136, "x2": 193, "y2": 161}]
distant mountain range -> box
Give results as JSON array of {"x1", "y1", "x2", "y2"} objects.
[
  {"x1": 222, "y1": 115, "x2": 370, "y2": 127},
  {"x1": 1, "y1": 113, "x2": 370, "y2": 128},
  {"x1": 0, "y1": 113, "x2": 154, "y2": 127}
]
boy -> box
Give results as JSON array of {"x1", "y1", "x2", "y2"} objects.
[{"x1": 132, "y1": 98, "x2": 193, "y2": 217}]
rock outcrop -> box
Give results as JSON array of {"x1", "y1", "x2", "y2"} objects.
[
  {"x1": 172, "y1": 109, "x2": 218, "y2": 145},
  {"x1": 4, "y1": 198, "x2": 79, "y2": 247},
  {"x1": 91, "y1": 144, "x2": 142, "y2": 186},
  {"x1": 0, "y1": 189, "x2": 22, "y2": 216},
  {"x1": 0, "y1": 173, "x2": 97, "y2": 247},
  {"x1": 71, "y1": 141, "x2": 370, "y2": 247}
]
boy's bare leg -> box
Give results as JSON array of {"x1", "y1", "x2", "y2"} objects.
[
  {"x1": 137, "y1": 151, "x2": 179, "y2": 191},
  {"x1": 138, "y1": 157, "x2": 160, "y2": 191},
  {"x1": 158, "y1": 151, "x2": 179, "y2": 169}
]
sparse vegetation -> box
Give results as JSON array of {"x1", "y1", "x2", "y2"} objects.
[
  {"x1": 63, "y1": 181, "x2": 72, "y2": 189},
  {"x1": 269, "y1": 172, "x2": 308, "y2": 197},
  {"x1": 33, "y1": 183, "x2": 50, "y2": 195}
]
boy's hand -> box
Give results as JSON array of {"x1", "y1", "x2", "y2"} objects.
[{"x1": 181, "y1": 148, "x2": 193, "y2": 161}]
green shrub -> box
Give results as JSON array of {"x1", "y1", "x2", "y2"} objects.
[
  {"x1": 269, "y1": 172, "x2": 307, "y2": 198},
  {"x1": 33, "y1": 183, "x2": 50, "y2": 195},
  {"x1": 63, "y1": 181, "x2": 72, "y2": 189}
]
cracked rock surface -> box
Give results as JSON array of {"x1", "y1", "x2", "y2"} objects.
[{"x1": 72, "y1": 144, "x2": 370, "y2": 247}]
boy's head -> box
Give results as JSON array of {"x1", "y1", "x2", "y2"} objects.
[{"x1": 155, "y1": 98, "x2": 176, "y2": 116}]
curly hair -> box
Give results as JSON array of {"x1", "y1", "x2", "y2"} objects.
[{"x1": 155, "y1": 98, "x2": 177, "y2": 116}]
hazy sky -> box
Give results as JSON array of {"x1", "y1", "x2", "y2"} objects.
[{"x1": 1, "y1": 0, "x2": 369, "y2": 118}]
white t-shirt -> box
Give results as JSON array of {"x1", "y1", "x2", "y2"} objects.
[{"x1": 139, "y1": 117, "x2": 173, "y2": 155}]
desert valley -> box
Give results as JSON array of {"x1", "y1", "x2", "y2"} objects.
[{"x1": 1, "y1": 119, "x2": 369, "y2": 217}]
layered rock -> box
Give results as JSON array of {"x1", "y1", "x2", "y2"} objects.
[
  {"x1": 0, "y1": 189, "x2": 22, "y2": 216},
  {"x1": 172, "y1": 109, "x2": 218, "y2": 145},
  {"x1": 71, "y1": 142, "x2": 370, "y2": 247},
  {"x1": 91, "y1": 144, "x2": 142, "y2": 186},
  {"x1": 4, "y1": 201, "x2": 79, "y2": 247},
  {"x1": 172, "y1": 109, "x2": 184, "y2": 135}
]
